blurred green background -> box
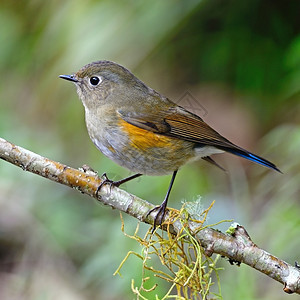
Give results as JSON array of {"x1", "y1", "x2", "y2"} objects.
[{"x1": 0, "y1": 0, "x2": 299, "y2": 299}]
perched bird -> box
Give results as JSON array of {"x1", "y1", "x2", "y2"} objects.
[{"x1": 60, "y1": 60, "x2": 280, "y2": 228}]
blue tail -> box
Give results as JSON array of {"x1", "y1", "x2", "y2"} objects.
[{"x1": 223, "y1": 147, "x2": 281, "y2": 173}]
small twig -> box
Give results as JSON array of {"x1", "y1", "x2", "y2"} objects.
[{"x1": 0, "y1": 137, "x2": 299, "y2": 294}]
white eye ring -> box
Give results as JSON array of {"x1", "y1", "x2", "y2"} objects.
[{"x1": 89, "y1": 76, "x2": 102, "y2": 86}]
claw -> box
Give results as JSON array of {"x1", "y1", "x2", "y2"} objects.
[
  {"x1": 147, "y1": 202, "x2": 168, "y2": 233},
  {"x1": 96, "y1": 173, "x2": 115, "y2": 196}
]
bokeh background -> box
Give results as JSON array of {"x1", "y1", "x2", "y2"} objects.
[{"x1": 0, "y1": 1, "x2": 299, "y2": 299}]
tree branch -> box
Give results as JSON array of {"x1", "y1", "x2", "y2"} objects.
[{"x1": 0, "y1": 137, "x2": 299, "y2": 294}]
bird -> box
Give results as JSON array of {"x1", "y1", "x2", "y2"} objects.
[{"x1": 60, "y1": 60, "x2": 280, "y2": 229}]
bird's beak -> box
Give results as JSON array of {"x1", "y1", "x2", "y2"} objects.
[{"x1": 59, "y1": 74, "x2": 78, "y2": 83}]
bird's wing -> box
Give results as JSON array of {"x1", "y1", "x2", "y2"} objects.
[
  {"x1": 118, "y1": 105, "x2": 280, "y2": 172},
  {"x1": 118, "y1": 105, "x2": 233, "y2": 148}
]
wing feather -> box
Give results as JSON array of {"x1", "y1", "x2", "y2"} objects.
[
  {"x1": 117, "y1": 106, "x2": 280, "y2": 172},
  {"x1": 118, "y1": 107, "x2": 234, "y2": 148}
]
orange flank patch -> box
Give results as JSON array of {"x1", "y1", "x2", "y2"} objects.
[{"x1": 119, "y1": 119, "x2": 174, "y2": 150}]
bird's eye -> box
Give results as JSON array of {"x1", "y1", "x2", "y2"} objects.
[{"x1": 89, "y1": 76, "x2": 102, "y2": 86}]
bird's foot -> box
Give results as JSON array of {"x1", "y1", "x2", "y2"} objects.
[
  {"x1": 146, "y1": 201, "x2": 168, "y2": 233},
  {"x1": 95, "y1": 173, "x2": 142, "y2": 197},
  {"x1": 95, "y1": 173, "x2": 119, "y2": 196}
]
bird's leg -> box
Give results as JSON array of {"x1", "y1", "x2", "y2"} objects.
[
  {"x1": 147, "y1": 170, "x2": 178, "y2": 232},
  {"x1": 96, "y1": 173, "x2": 142, "y2": 196}
]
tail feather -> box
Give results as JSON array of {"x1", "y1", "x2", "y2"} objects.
[
  {"x1": 202, "y1": 156, "x2": 227, "y2": 172},
  {"x1": 221, "y1": 147, "x2": 281, "y2": 173}
]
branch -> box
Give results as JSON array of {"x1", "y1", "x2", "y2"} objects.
[{"x1": 0, "y1": 137, "x2": 299, "y2": 294}]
